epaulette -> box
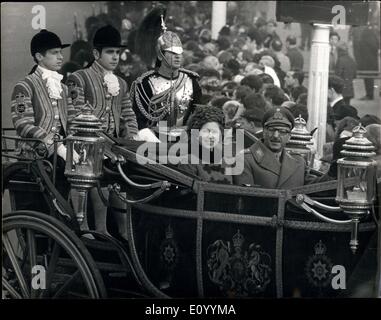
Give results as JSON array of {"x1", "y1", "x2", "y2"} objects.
[
  {"x1": 179, "y1": 68, "x2": 200, "y2": 79},
  {"x1": 135, "y1": 69, "x2": 156, "y2": 84}
]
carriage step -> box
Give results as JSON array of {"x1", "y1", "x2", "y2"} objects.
[
  {"x1": 51, "y1": 273, "x2": 74, "y2": 282},
  {"x1": 8, "y1": 180, "x2": 41, "y2": 192},
  {"x1": 81, "y1": 237, "x2": 127, "y2": 252},
  {"x1": 108, "y1": 272, "x2": 128, "y2": 277},
  {"x1": 57, "y1": 257, "x2": 128, "y2": 273}
]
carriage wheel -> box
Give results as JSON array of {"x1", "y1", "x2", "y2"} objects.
[{"x1": 2, "y1": 211, "x2": 107, "y2": 299}]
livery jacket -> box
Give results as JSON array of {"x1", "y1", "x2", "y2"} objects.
[
  {"x1": 233, "y1": 139, "x2": 318, "y2": 189},
  {"x1": 66, "y1": 60, "x2": 138, "y2": 138},
  {"x1": 130, "y1": 68, "x2": 202, "y2": 130},
  {"x1": 11, "y1": 67, "x2": 76, "y2": 157}
]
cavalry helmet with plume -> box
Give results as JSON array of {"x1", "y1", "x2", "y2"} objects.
[{"x1": 135, "y1": 4, "x2": 183, "y2": 68}]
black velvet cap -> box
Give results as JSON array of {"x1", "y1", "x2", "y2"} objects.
[
  {"x1": 30, "y1": 29, "x2": 70, "y2": 56},
  {"x1": 93, "y1": 25, "x2": 126, "y2": 49}
]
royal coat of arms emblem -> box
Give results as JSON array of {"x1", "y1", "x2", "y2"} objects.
[{"x1": 207, "y1": 229, "x2": 272, "y2": 297}]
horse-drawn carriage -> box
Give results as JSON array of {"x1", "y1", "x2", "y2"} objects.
[{"x1": 2, "y1": 118, "x2": 380, "y2": 298}]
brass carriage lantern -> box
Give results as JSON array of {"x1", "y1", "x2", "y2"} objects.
[
  {"x1": 64, "y1": 102, "x2": 105, "y2": 229},
  {"x1": 285, "y1": 115, "x2": 314, "y2": 167},
  {"x1": 336, "y1": 124, "x2": 377, "y2": 253}
]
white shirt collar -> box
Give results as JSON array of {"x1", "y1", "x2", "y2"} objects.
[
  {"x1": 38, "y1": 65, "x2": 51, "y2": 73},
  {"x1": 37, "y1": 65, "x2": 63, "y2": 99},
  {"x1": 330, "y1": 96, "x2": 344, "y2": 107},
  {"x1": 37, "y1": 65, "x2": 62, "y2": 78}
]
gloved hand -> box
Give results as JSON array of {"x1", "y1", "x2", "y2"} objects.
[{"x1": 132, "y1": 134, "x2": 142, "y2": 141}]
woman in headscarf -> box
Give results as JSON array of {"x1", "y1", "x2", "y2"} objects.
[{"x1": 177, "y1": 105, "x2": 232, "y2": 184}]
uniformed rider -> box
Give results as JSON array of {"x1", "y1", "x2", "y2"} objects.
[{"x1": 131, "y1": 6, "x2": 202, "y2": 130}]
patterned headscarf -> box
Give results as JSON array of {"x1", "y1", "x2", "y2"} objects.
[{"x1": 186, "y1": 105, "x2": 225, "y2": 132}]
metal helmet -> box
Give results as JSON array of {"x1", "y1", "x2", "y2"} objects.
[
  {"x1": 135, "y1": 5, "x2": 183, "y2": 67},
  {"x1": 157, "y1": 31, "x2": 183, "y2": 55}
]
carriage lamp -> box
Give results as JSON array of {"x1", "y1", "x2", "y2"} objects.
[
  {"x1": 64, "y1": 102, "x2": 105, "y2": 228},
  {"x1": 285, "y1": 115, "x2": 314, "y2": 167},
  {"x1": 296, "y1": 125, "x2": 377, "y2": 254},
  {"x1": 336, "y1": 124, "x2": 377, "y2": 253}
]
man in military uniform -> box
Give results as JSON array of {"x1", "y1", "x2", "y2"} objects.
[
  {"x1": 11, "y1": 29, "x2": 76, "y2": 161},
  {"x1": 131, "y1": 7, "x2": 202, "y2": 130},
  {"x1": 233, "y1": 107, "x2": 314, "y2": 189},
  {"x1": 66, "y1": 25, "x2": 139, "y2": 238}
]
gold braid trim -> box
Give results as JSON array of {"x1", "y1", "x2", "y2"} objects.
[{"x1": 134, "y1": 80, "x2": 169, "y2": 122}]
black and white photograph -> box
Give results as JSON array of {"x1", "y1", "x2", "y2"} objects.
[{"x1": 1, "y1": 0, "x2": 380, "y2": 306}]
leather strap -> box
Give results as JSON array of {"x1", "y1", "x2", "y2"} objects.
[{"x1": 34, "y1": 159, "x2": 76, "y2": 222}]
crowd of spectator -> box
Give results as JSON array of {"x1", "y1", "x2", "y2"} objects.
[{"x1": 58, "y1": 1, "x2": 381, "y2": 177}]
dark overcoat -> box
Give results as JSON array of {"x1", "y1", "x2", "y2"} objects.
[
  {"x1": 233, "y1": 140, "x2": 308, "y2": 189},
  {"x1": 335, "y1": 52, "x2": 357, "y2": 99},
  {"x1": 357, "y1": 26, "x2": 380, "y2": 71}
]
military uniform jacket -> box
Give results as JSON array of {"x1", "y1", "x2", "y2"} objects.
[
  {"x1": 130, "y1": 68, "x2": 202, "y2": 130},
  {"x1": 233, "y1": 140, "x2": 308, "y2": 189},
  {"x1": 66, "y1": 60, "x2": 138, "y2": 138},
  {"x1": 11, "y1": 67, "x2": 75, "y2": 156}
]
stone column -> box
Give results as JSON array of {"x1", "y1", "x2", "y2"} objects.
[
  {"x1": 211, "y1": 1, "x2": 227, "y2": 40},
  {"x1": 306, "y1": 24, "x2": 331, "y2": 160}
]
